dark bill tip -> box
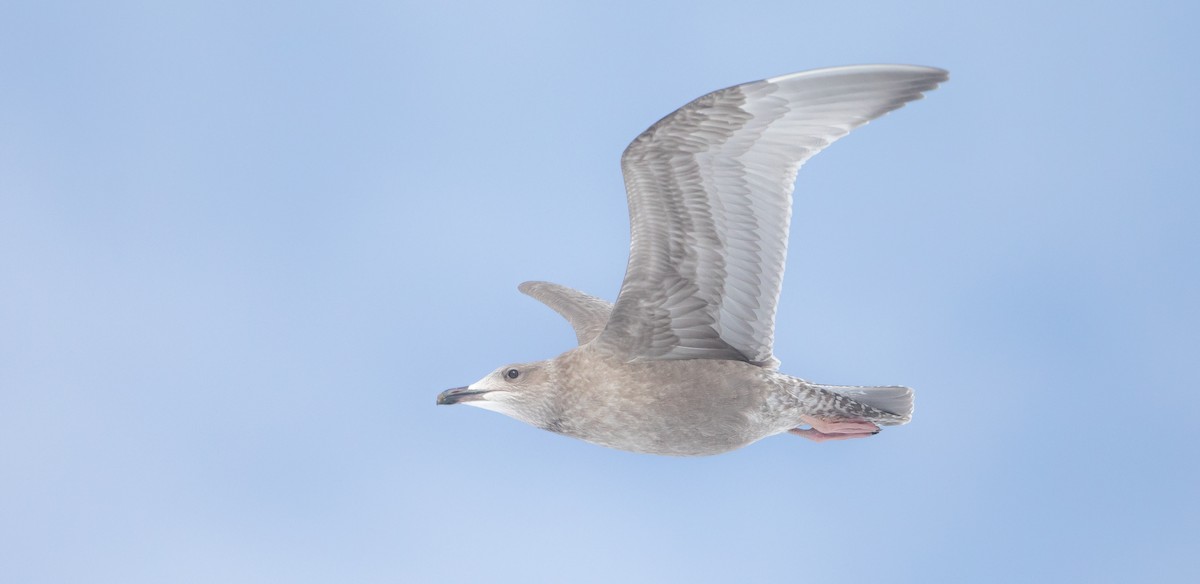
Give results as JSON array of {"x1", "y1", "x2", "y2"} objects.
[{"x1": 437, "y1": 386, "x2": 486, "y2": 405}]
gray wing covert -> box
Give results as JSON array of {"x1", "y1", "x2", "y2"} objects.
[{"x1": 594, "y1": 65, "x2": 948, "y2": 366}]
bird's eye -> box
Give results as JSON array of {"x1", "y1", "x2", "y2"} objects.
[{"x1": 505, "y1": 368, "x2": 520, "y2": 380}]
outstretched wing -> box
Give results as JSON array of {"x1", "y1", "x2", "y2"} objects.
[
  {"x1": 594, "y1": 65, "x2": 948, "y2": 364},
  {"x1": 518, "y1": 281, "x2": 613, "y2": 345}
]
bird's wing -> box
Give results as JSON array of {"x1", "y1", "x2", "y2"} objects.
[
  {"x1": 594, "y1": 64, "x2": 947, "y2": 364},
  {"x1": 519, "y1": 281, "x2": 613, "y2": 345}
]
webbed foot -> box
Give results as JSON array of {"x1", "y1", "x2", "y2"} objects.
[{"x1": 789, "y1": 415, "x2": 881, "y2": 442}]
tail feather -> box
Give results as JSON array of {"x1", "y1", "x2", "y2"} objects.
[{"x1": 812, "y1": 383, "x2": 914, "y2": 425}]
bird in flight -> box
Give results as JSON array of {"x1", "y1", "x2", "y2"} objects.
[{"x1": 438, "y1": 64, "x2": 947, "y2": 456}]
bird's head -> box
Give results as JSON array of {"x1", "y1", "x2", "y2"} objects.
[{"x1": 437, "y1": 360, "x2": 561, "y2": 429}]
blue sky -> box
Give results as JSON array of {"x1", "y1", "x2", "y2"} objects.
[{"x1": 2, "y1": 1, "x2": 1197, "y2": 582}]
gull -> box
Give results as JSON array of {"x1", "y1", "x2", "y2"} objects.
[{"x1": 438, "y1": 64, "x2": 947, "y2": 456}]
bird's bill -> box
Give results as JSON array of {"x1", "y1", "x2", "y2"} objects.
[{"x1": 437, "y1": 386, "x2": 489, "y2": 405}]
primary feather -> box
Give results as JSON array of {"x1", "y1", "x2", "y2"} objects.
[{"x1": 595, "y1": 65, "x2": 948, "y2": 367}]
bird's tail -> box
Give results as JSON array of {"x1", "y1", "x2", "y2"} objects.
[{"x1": 811, "y1": 383, "x2": 914, "y2": 426}]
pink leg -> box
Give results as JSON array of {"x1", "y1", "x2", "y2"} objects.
[
  {"x1": 800, "y1": 415, "x2": 880, "y2": 434},
  {"x1": 790, "y1": 415, "x2": 881, "y2": 443},
  {"x1": 789, "y1": 428, "x2": 878, "y2": 442}
]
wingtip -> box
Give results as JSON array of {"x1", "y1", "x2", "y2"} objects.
[
  {"x1": 924, "y1": 66, "x2": 951, "y2": 83},
  {"x1": 765, "y1": 64, "x2": 950, "y2": 85},
  {"x1": 518, "y1": 280, "x2": 554, "y2": 296}
]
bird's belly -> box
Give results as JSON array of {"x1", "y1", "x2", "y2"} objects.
[
  {"x1": 581, "y1": 427, "x2": 762, "y2": 457},
  {"x1": 558, "y1": 381, "x2": 773, "y2": 456}
]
